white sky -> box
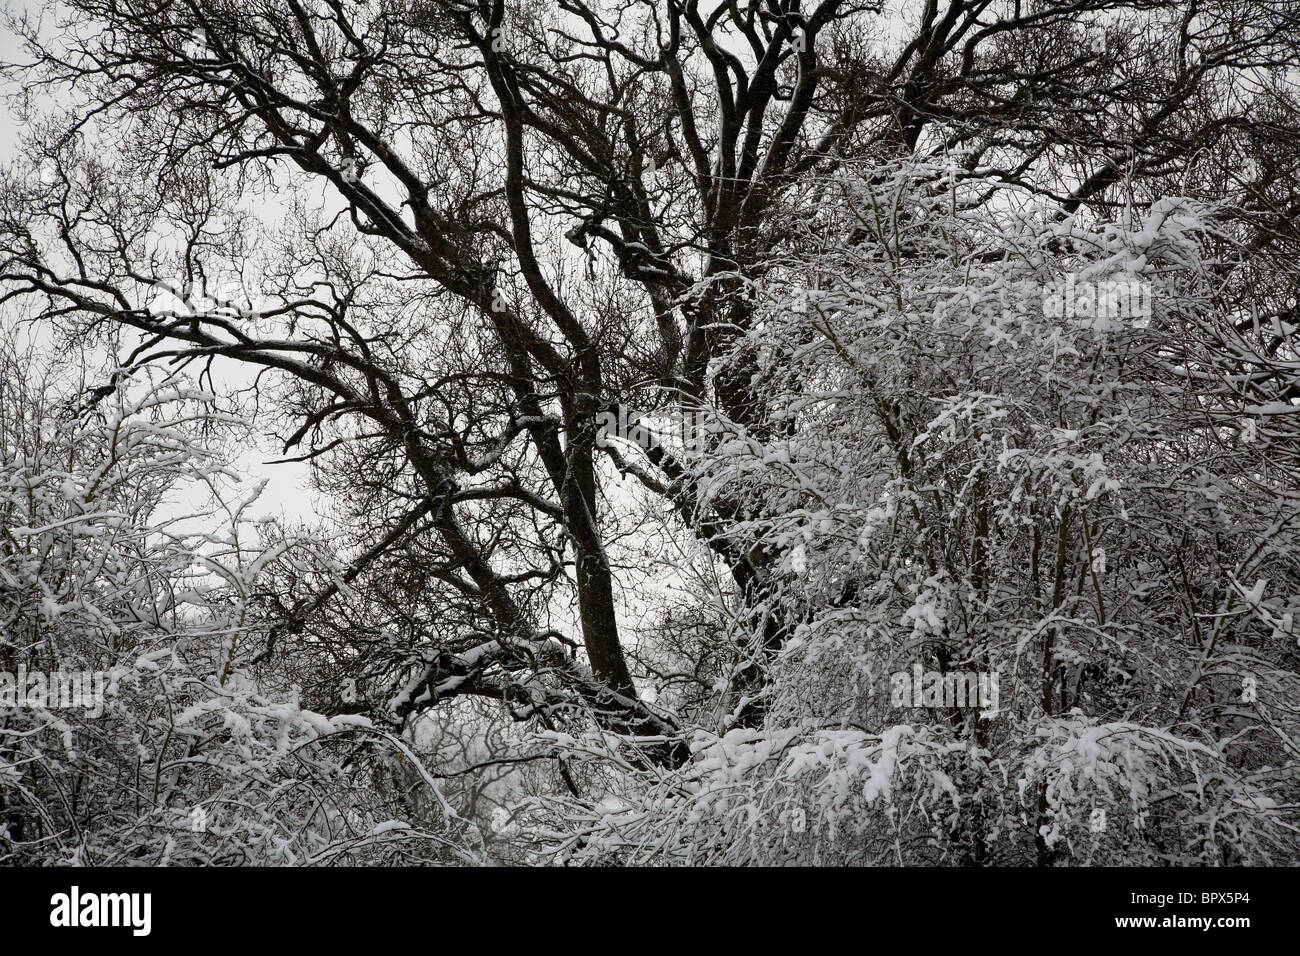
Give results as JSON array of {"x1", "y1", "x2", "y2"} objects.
[{"x1": 1, "y1": 1, "x2": 320, "y2": 524}]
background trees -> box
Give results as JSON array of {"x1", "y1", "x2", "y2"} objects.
[
  {"x1": 0, "y1": 331, "x2": 485, "y2": 863},
  {"x1": 2, "y1": 0, "x2": 1299, "y2": 864}
]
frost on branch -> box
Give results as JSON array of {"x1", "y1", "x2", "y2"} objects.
[
  {"x1": 520, "y1": 164, "x2": 1300, "y2": 865},
  {"x1": 0, "y1": 347, "x2": 476, "y2": 864}
]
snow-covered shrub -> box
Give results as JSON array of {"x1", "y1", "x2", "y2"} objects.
[
  {"x1": 526, "y1": 163, "x2": 1300, "y2": 865},
  {"x1": 0, "y1": 339, "x2": 477, "y2": 864}
]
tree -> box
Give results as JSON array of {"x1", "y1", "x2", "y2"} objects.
[{"x1": 2, "y1": 0, "x2": 1300, "y2": 864}]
